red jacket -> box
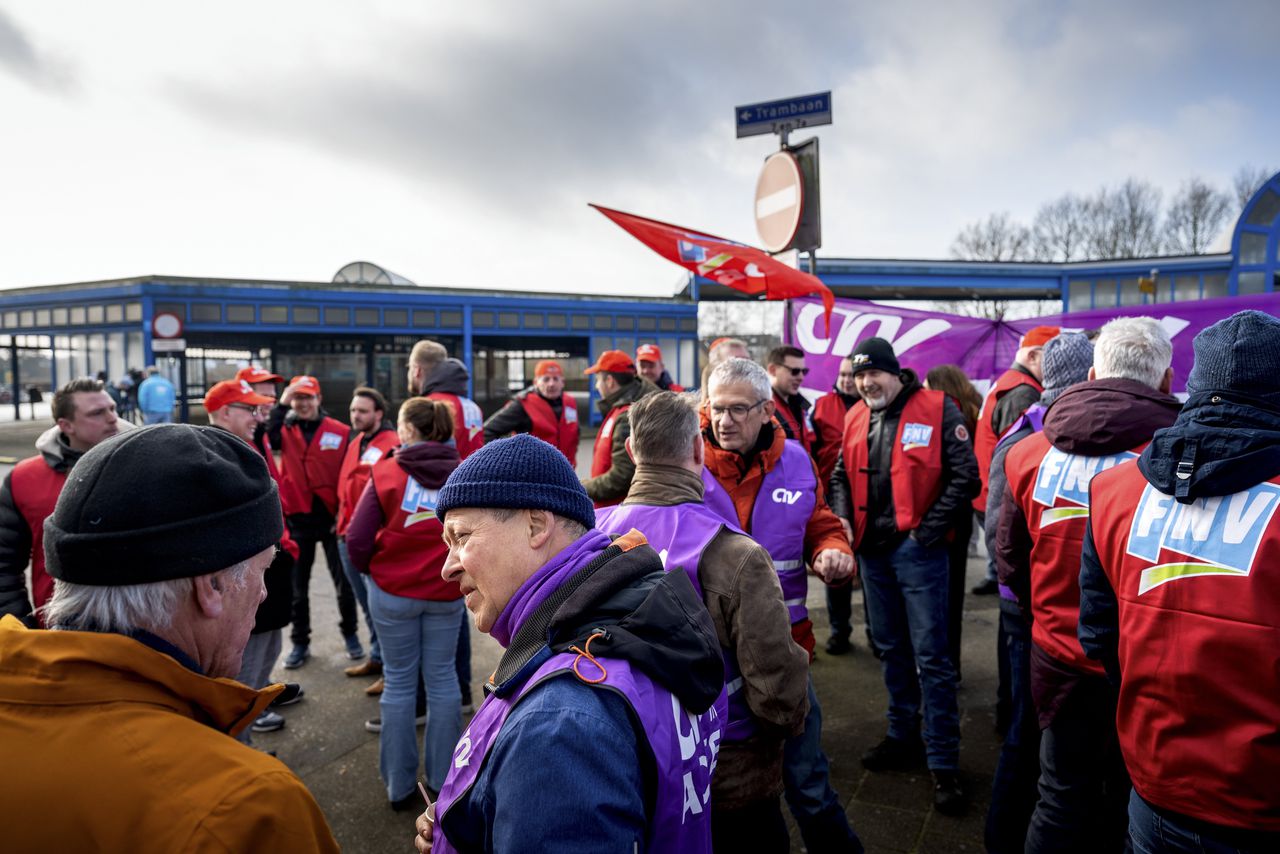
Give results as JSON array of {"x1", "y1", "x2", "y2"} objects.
[
  {"x1": 8, "y1": 456, "x2": 65, "y2": 621},
  {"x1": 520, "y1": 390, "x2": 579, "y2": 467},
  {"x1": 974, "y1": 368, "x2": 1042, "y2": 512},
  {"x1": 279, "y1": 415, "x2": 349, "y2": 517},
  {"x1": 811, "y1": 390, "x2": 854, "y2": 487},
  {"x1": 1003, "y1": 433, "x2": 1141, "y2": 676},
  {"x1": 426, "y1": 392, "x2": 484, "y2": 459},
  {"x1": 1087, "y1": 462, "x2": 1280, "y2": 831},
  {"x1": 336, "y1": 426, "x2": 399, "y2": 536},
  {"x1": 841, "y1": 390, "x2": 946, "y2": 550},
  {"x1": 772, "y1": 390, "x2": 815, "y2": 453},
  {"x1": 592, "y1": 403, "x2": 630, "y2": 481}
]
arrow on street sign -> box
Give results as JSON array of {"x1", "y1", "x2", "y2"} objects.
[{"x1": 735, "y1": 91, "x2": 832, "y2": 139}]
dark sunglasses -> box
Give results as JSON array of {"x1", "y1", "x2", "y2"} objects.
[{"x1": 787, "y1": 367, "x2": 810, "y2": 377}]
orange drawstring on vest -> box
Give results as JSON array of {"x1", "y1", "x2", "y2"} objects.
[{"x1": 569, "y1": 631, "x2": 608, "y2": 684}]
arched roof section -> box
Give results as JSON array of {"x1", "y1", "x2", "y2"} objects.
[
  {"x1": 332, "y1": 261, "x2": 416, "y2": 286},
  {"x1": 1231, "y1": 170, "x2": 1280, "y2": 295}
]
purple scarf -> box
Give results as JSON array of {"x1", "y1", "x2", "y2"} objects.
[{"x1": 490, "y1": 529, "x2": 612, "y2": 647}]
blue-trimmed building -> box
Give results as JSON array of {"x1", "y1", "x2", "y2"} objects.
[{"x1": 4, "y1": 171, "x2": 1277, "y2": 422}]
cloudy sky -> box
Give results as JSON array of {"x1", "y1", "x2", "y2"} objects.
[{"x1": 0, "y1": 0, "x2": 1275, "y2": 297}]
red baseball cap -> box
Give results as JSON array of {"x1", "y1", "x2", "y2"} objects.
[
  {"x1": 235, "y1": 366, "x2": 284, "y2": 384},
  {"x1": 204, "y1": 379, "x2": 275, "y2": 413},
  {"x1": 1019, "y1": 326, "x2": 1060, "y2": 349},
  {"x1": 636, "y1": 344, "x2": 663, "y2": 363},
  {"x1": 584, "y1": 350, "x2": 636, "y2": 375},
  {"x1": 534, "y1": 360, "x2": 563, "y2": 378},
  {"x1": 288, "y1": 375, "x2": 322, "y2": 396}
]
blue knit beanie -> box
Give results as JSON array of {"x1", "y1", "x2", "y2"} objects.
[
  {"x1": 1186, "y1": 310, "x2": 1280, "y2": 400},
  {"x1": 1040, "y1": 332, "x2": 1094, "y2": 406},
  {"x1": 436, "y1": 434, "x2": 595, "y2": 530}
]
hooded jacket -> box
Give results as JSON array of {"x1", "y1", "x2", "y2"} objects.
[
  {"x1": 581, "y1": 377, "x2": 661, "y2": 505},
  {"x1": 0, "y1": 616, "x2": 339, "y2": 852},
  {"x1": 997, "y1": 378, "x2": 1180, "y2": 726},
  {"x1": 422, "y1": 359, "x2": 485, "y2": 458},
  {"x1": 0, "y1": 426, "x2": 88, "y2": 623},
  {"x1": 435, "y1": 529, "x2": 723, "y2": 853}
]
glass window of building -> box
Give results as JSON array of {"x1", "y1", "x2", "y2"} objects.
[
  {"x1": 592, "y1": 315, "x2": 611, "y2": 330},
  {"x1": 1068, "y1": 280, "x2": 1092, "y2": 310},
  {"x1": 1240, "y1": 232, "x2": 1268, "y2": 265},
  {"x1": 383, "y1": 309, "x2": 407, "y2": 327},
  {"x1": 107, "y1": 333, "x2": 125, "y2": 382},
  {"x1": 2, "y1": 311, "x2": 15, "y2": 329},
  {"x1": 36, "y1": 309, "x2": 51, "y2": 326},
  {"x1": 226, "y1": 304, "x2": 255, "y2": 323},
  {"x1": 355, "y1": 308, "x2": 379, "y2": 326},
  {"x1": 679, "y1": 317, "x2": 698, "y2": 332},
  {"x1": 411, "y1": 309, "x2": 434, "y2": 328},
  {"x1": 1118, "y1": 278, "x2": 1145, "y2": 306},
  {"x1": 19, "y1": 310, "x2": 34, "y2": 327},
  {"x1": 571, "y1": 315, "x2": 589, "y2": 330},
  {"x1": 547, "y1": 314, "x2": 567, "y2": 329},
  {"x1": 53, "y1": 307, "x2": 68, "y2": 325},
  {"x1": 261, "y1": 305, "x2": 288, "y2": 324},
  {"x1": 324, "y1": 307, "x2": 350, "y2": 325},
  {"x1": 473, "y1": 311, "x2": 495, "y2": 327},
  {"x1": 1246, "y1": 189, "x2": 1280, "y2": 227},
  {"x1": 638, "y1": 316, "x2": 657, "y2": 331},
  {"x1": 69, "y1": 306, "x2": 86, "y2": 325},
  {"x1": 1172, "y1": 275, "x2": 1200, "y2": 301},
  {"x1": 524, "y1": 313, "x2": 544, "y2": 329},
  {"x1": 87, "y1": 305, "x2": 106, "y2": 324},
  {"x1": 106, "y1": 304, "x2": 124, "y2": 323},
  {"x1": 126, "y1": 332, "x2": 143, "y2": 373},
  {"x1": 659, "y1": 317, "x2": 677, "y2": 332},
  {"x1": 440, "y1": 310, "x2": 463, "y2": 327},
  {"x1": 87, "y1": 333, "x2": 105, "y2": 375},
  {"x1": 294, "y1": 306, "x2": 320, "y2": 325},
  {"x1": 616, "y1": 315, "x2": 634, "y2": 331},
  {"x1": 1202, "y1": 272, "x2": 1229, "y2": 298},
  {"x1": 498, "y1": 312, "x2": 519, "y2": 328},
  {"x1": 125, "y1": 303, "x2": 143, "y2": 322},
  {"x1": 155, "y1": 303, "x2": 185, "y2": 320},
  {"x1": 191, "y1": 303, "x2": 221, "y2": 323},
  {"x1": 1093, "y1": 280, "x2": 1117, "y2": 307},
  {"x1": 1237, "y1": 271, "x2": 1268, "y2": 294}
]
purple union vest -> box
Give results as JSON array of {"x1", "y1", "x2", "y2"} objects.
[
  {"x1": 597, "y1": 503, "x2": 753, "y2": 741},
  {"x1": 702, "y1": 439, "x2": 817, "y2": 624},
  {"x1": 434, "y1": 648, "x2": 721, "y2": 853}
]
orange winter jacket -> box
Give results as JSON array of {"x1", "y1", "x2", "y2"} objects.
[{"x1": 0, "y1": 616, "x2": 339, "y2": 853}]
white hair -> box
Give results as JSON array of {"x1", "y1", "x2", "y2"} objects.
[
  {"x1": 41, "y1": 560, "x2": 252, "y2": 634},
  {"x1": 708, "y1": 357, "x2": 772, "y2": 401},
  {"x1": 709, "y1": 337, "x2": 749, "y2": 364},
  {"x1": 1093, "y1": 317, "x2": 1173, "y2": 389}
]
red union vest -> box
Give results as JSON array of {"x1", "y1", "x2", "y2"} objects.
[
  {"x1": 772, "y1": 390, "x2": 815, "y2": 453},
  {"x1": 368, "y1": 456, "x2": 459, "y2": 601},
  {"x1": 1088, "y1": 462, "x2": 1280, "y2": 831},
  {"x1": 973, "y1": 369, "x2": 1042, "y2": 513},
  {"x1": 9, "y1": 456, "x2": 67, "y2": 622},
  {"x1": 335, "y1": 429, "x2": 399, "y2": 536},
  {"x1": 591, "y1": 403, "x2": 631, "y2": 486},
  {"x1": 427, "y1": 393, "x2": 484, "y2": 459},
  {"x1": 1004, "y1": 433, "x2": 1141, "y2": 676},
  {"x1": 519, "y1": 391, "x2": 579, "y2": 467},
  {"x1": 812, "y1": 390, "x2": 853, "y2": 487},
  {"x1": 841, "y1": 389, "x2": 946, "y2": 550},
  {"x1": 278, "y1": 415, "x2": 349, "y2": 517}
]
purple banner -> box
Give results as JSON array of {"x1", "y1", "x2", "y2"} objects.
[{"x1": 788, "y1": 292, "x2": 1280, "y2": 398}]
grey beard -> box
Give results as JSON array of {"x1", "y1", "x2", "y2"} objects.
[{"x1": 864, "y1": 394, "x2": 889, "y2": 410}]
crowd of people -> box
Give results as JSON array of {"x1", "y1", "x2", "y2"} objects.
[{"x1": 1, "y1": 313, "x2": 1277, "y2": 854}]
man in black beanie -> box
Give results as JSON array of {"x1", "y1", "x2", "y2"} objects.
[
  {"x1": 0, "y1": 424, "x2": 339, "y2": 852},
  {"x1": 827, "y1": 336, "x2": 979, "y2": 815}
]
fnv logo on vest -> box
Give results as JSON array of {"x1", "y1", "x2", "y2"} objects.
[
  {"x1": 901, "y1": 422, "x2": 933, "y2": 452},
  {"x1": 399, "y1": 478, "x2": 440, "y2": 528},
  {"x1": 1033, "y1": 447, "x2": 1137, "y2": 526},
  {"x1": 772, "y1": 488, "x2": 802, "y2": 505},
  {"x1": 1126, "y1": 482, "x2": 1280, "y2": 595}
]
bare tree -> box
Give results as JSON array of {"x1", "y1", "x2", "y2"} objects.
[
  {"x1": 1163, "y1": 177, "x2": 1231, "y2": 254},
  {"x1": 1085, "y1": 179, "x2": 1162, "y2": 259},
  {"x1": 1233, "y1": 165, "x2": 1274, "y2": 210},
  {"x1": 1031, "y1": 194, "x2": 1088, "y2": 261},
  {"x1": 949, "y1": 212, "x2": 1032, "y2": 261}
]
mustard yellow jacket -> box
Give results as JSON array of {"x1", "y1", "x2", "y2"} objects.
[{"x1": 0, "y1": 615, "x2": 339, "y2": 852}]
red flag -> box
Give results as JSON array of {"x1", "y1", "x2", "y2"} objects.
[{"x1": 591, "y1": 204, "x2": 834, "y2": 328}]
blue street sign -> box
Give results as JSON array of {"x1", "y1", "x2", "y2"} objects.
[{"x1": 735, "y1": 91, "x2": 832, "y2": 139}]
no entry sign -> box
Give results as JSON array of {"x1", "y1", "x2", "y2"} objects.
[{"x1": 755, "y1": 150, "x2": 804, "y2": 253}]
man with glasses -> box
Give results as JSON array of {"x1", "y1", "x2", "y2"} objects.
[
  {"x1": 701, "y1": 357, "x2": 862, "y2": 853},
  {"x1": 205, "y1": 379, "x2": 302, "y2": 739},
  {"x1": 812, "y1": 356, "x2": 862, "y2": 656},
  {"x1": 827, "y1": 337, "x2": 978, "y2": 815},
  {"x1": 767, "y1": 346, "x2": 816, "y2": 453}
]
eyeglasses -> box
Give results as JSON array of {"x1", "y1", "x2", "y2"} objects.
[
  {"x1": 786, "y1": 367, "x2": 810, "y2": 377},
  {"x1": 709, "y1": 399, "x2": 767, "y2": 421},
  {"x1": 226, "y1": 403, "x2": 264, "y2": 416}
]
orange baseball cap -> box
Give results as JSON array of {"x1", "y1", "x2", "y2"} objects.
[
  {"x1": 288, "y1": 375, "x2": 322, "y2": 396},
  {"x1": 235, "y1": 365, "x2": 284, "y2": 384},
  {"x1": 204, "y1": 379, "x2": 275, "y2": 413},
  {"x1": 636, "y1": 344, "x2": 663, "y2": 363},
  {"x1": 584, "y1": 350, "x2": 636, "y2": 375},
  {"x1": 534, "y1": 360, "x2": 563, "y2": 378},
  {"x1": 1019, "y1": 326, "x2": 1060, "y2": 349}
]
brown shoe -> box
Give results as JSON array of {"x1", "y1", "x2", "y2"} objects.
[
  {"x1": 345, "y1": 659, "x2": 383, "y2": 678},
  {"x1": 365, "y1": 677, "x2": 385, "y2": 696}
]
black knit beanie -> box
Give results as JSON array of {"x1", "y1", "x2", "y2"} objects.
[
  {"x1": 435, "y1": 434, "x2": 595, "y2": 530},
  {"x1": 1186, "y1": 310, "x2": 1280, "y2": 401},
  {"x1": 849, "y1": 337, "x2": 901, "y2": 376},
  {"x1": 44, "y1": 424, "x2": 284, "y2": 585}
]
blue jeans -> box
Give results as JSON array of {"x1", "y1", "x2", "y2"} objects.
[
  {"x1": 337, "y1": 539, "x2": 381, "y2": 663},
  {"x1": 984, "y1": 600, "x2": 1041, "y2": 853},
  {"x1": 1129, "y1": 790, "x2": 1279, "y2": 854},
  {"x1": 858, "y1": 536, "x2": 960, "y2": 770},
  {"x1": 367, "y1": 579, "x2": 464, "y2": 797}
]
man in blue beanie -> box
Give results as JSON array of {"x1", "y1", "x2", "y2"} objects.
[
  {"x1": 413, "y1": 434, "x2": 726, "y2": 854},
  {"x1": 1079, "y1": 310, "x2": 1280, "y2": 853}
]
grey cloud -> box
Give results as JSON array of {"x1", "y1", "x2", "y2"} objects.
[
  {"x1": 0, "y1": 8, "x2": 72, "y2": 90},
  {"x1": 166, "y1": 2, "x2": 865, "y2": 213}
]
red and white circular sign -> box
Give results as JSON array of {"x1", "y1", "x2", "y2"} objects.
[
  {"x1": 152, "y1": 312, "x2": 184, "y2": 339},
  {"x1": 754, "y1": 151, "x2": 804, "y2": 253}
]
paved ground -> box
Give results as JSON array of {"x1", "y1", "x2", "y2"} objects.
[{"x1": 0, "y1": 420, "x2": 1002, "y2": 853}]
